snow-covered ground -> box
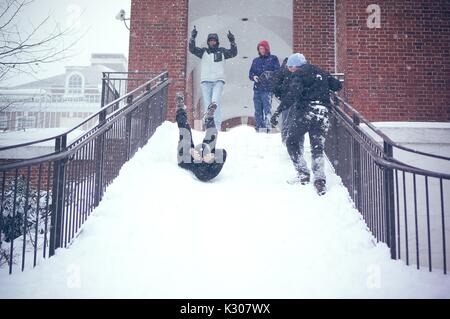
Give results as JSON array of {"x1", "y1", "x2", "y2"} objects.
[{"x1": 1, "y1": 122, "x2": 449, "y2": 298}]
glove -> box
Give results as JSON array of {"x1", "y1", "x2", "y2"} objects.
[
  {"x1": 270, "y1": 111, "x2": 280, "y2": 127},
  {"x1": 260, "y1": 71, "x2": 273, "y2": 82},
  {"x1": 203, "y1": 152, "x2": 216, "y2": 164},
  {"x1": 190, "y1": 148, "x2": 202, "y2": 162},
  {"x1": 227, "y1": 30, "x2": 235, "y2": 43},
  {"x1": 253, "y1": 75, "x2": 259, "y2": 83},
  {"x1": 191, "y1": 26, "x2": 198, "y2": 39}
]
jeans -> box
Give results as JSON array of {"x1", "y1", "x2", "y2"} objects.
[
  {"x1": 253, "y1": 90, "x2": 272, "y2": 131},
  {"x1": 201, "y1": 81, "x2": 224, "y2": 130}
]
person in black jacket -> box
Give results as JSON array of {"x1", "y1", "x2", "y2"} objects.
[
  {"x1": 270, "y1": 53, "x2": 342, "y2": 195},
  {"x1": 176, "y1": 93, "x2": 227, "y2": 182}
]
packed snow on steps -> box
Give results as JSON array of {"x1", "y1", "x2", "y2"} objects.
[{"x1": 1, "y1": 121, "x2": 449, "y2": 298}]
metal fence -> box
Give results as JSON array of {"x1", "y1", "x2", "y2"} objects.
[
  {"x1": 0, "y1": 71, "x2": 170, "y2": 274},
  {"x1": 326, "y1": 95, "x2": 450, "y2": 274},
  {"x1": 101, "y1": 71, "x2": 155, "y2": 110}
]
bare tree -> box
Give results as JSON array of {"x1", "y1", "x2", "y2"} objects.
[{"x1": 0, "y1": 0, "x2": 84, "y2": 83}]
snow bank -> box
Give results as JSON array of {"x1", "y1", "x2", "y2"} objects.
[{"x1": 1, "y1": 122, "x2": 449, "y2": 298}]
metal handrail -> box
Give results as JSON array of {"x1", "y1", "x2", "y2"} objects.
[
  {"x1": 0, "y1": 71, "x2": 170, "y2": 274},
  {"x1": 327, "y1": 94, "x2": 449, "y2": 273},
  {"x1": 333, "y1": 94, "x2": 450, "y2": 161},
  {"x1": 330, "y1": 96, "x2": 450, "y2": 179},
  {"x1": 0, "y1": 71, "x2": 168, "y2": 152},
  {"x1": 100, "y1": 71, "x2": 153, "y2": 75},
  {"x1": 0, "y1": 74, "x2": 170, "y2": 171}
]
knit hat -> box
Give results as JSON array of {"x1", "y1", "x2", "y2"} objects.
[
  {"x1": 286, "y1": 53, "x2": 307, "y2": 67},
  {"x1": 257, "y1": 40, "x2": 270, "y2": 55}
]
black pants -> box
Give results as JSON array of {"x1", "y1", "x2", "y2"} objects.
[
  {"x1": 176, "y1": 109, "x2": 227, "y2": 182},
  {"x1": 285, "y1": 103, "x2": 330, "y2": 181}
]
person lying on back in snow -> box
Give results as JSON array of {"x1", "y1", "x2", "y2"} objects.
[
  {"x1": 176, "y1": 93, "x2": 227, "y2": 182},
  {"x1": 270, "y1": 53, "x2": 342, "y2": 195}
]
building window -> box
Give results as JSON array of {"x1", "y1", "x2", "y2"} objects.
[
  {"x1": 85, "y1": 95, "x2": 100, "y2": 103},
  {"x1": 16, "y1": 116, "x2": 36, "y2": 130},
  {"x1": 0, "y1": 115, "x2": 7, "y2": 130},
  {"x1": 67, "y1": 73, "x2": 83, "y2": 95},
  {"x1": 51, "y1": 95, "x2": 63, "y2": 103}
]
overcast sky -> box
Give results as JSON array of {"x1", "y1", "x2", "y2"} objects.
[{"x1": 4, "y1": 0, "x2": 131, "y2": 86}]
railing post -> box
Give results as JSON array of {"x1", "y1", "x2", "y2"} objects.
[
  {"x1": 332, "y1": 96, "x2": 340, "y2": 175},
  {"x1": 161, "y1": 84, "x2": 168, "y2": 124},
  {"x1": 352, "y1": 114, "x2": 362, "y2": 211},
  {"x1": 142, "y1": 86, "x2": 151, "y2": 146},
  {"x1": 93, "y1": 115, "x2": 106, "y2": 207},
  {"x1": 125, "y1": 95, "x2": 134, "y2": 160},
  {"x1": 49, "y1": 134, "x2": 67, "y2": 256},
  {"x1": 383, "y1": 141, "x2": 397, "y2": 259},
  {"x1": 98, "y1": 109, "x2": 106, "y2": 125},
  {"x1": 100, "y1": 72, "x2": 107, "y2": 108}
]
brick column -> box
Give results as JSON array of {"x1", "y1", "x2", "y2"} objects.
[{"x1": 128, "y1": 0, "x2": 189, "y2": 122}]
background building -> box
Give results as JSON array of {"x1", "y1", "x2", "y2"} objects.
[{"x1": 0, "y1": 53, "x2": 127, "y2": 132}]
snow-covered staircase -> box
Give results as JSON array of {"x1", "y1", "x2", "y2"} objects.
[{"x1": 1, "y1": 122, "x2": 449, "y2": 298}]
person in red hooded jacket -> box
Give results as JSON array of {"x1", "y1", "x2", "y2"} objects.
[{"x1": 248, "y1": 40, "x2": 280, "y2": 132}]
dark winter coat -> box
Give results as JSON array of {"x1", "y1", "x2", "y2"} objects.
[
  {"x1": 271, "y1": 57, "x2": 290, "y2": 100},
  {"x1": 249, "y1": 41, "x2": 280, "y2": 92},
  {"x1": 189, "y1": 36, "x2": 237, "y2": 60},
  {"x1": 278, "y1": 63, "x2": 342, "y2": 112},
  {"x1": 189, "y1": 35, "x2": 237, "y2": 83}
]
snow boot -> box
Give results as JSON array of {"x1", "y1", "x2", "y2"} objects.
[
  {"x1": 287, "y1": 173, "x2": 310, "y2": 185},
  {"x1": 314, "y1": 179, "x2": 327, "y2": 196},
  {"x1": 175, "y1": 92, "x2": 186, "y2": 110},
  {"x1": 205, "y1": 102, "x2": 217, "y2": 118},
  {"x1": 264, "y1": 114, "x2": 272, "y2": 133}
]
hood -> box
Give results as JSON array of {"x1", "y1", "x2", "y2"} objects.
[
  {"x1": 207, "y1": 33, "x2": 220, "y2": 48},
  {"x1": 257, "y1": 40, "x2": 271, "y2": 56}
]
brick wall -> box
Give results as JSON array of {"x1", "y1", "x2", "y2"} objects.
[
  {"x1": 222, "y1": 117, "x2": 257, "y2": 131},
  {"x1": 293, "y1": 0, "x2": 336, "y2": 71},
  {"x1": 336, "y1": 0, "x2": 450, "y2": 121},
  {"x1": 0, "y1": 160, "x2": 54, "y2": 191},
  {"x1": 128, "y1": 0, "x2": 189, "y2": 122}
]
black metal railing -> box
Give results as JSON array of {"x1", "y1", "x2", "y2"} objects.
[
  {"x1": 101, "y1": 71, "x2": 155, "y2": 111},
  {"x1": 326, "y1": 94, "x2": 450, "y2": 274},
  {"x1": 0, "y1": 71, "x2": 170, "y2": 274}
]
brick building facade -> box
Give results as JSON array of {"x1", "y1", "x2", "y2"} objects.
[{"x1": 128, "y1": 0, "x2": 450, "y2": 125}]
